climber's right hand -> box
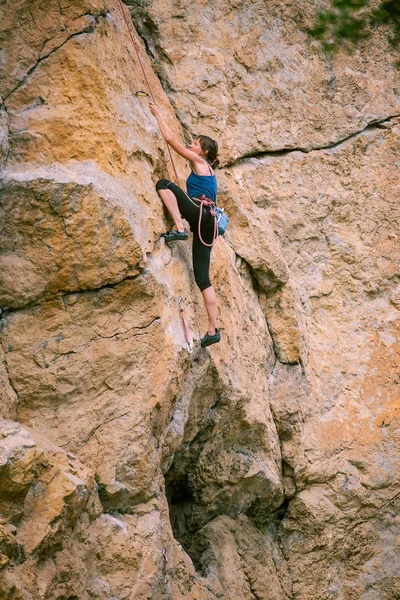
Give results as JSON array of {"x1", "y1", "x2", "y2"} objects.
[{"x1": 149, "y1": 102, "x2": 161, "y2": 119}]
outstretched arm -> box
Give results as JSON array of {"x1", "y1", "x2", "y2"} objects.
[{"x1": 149, "y1": 102, "x2": 204, "y2": 166}]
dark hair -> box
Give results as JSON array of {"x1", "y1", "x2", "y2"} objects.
[{"x1": 198, "y1": 135, "x2": 220, "y2": 169}]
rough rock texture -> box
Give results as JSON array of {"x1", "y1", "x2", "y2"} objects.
[
  {"x1": 129, "y1": 0, "x2": 400, "y2": 162},
  {"x1": 0, "y1": 0, "x2": 399, "y2": 598}
]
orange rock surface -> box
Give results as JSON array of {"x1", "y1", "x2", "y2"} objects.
[{"x1": 0, "y1": 0, "x2": 399, "y2": 598}]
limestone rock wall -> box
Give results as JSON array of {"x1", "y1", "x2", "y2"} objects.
[{"x1": 0, "y1": 0, "x2": 399, "y2": 599}]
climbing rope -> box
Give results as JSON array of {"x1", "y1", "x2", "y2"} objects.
[
  {"x1": 196, "y1": 196, "x2": 219, "y2": 247},
  {"x1": 115, "y1": 1, "x2": 199, "y2": 350},
  {"x1": 115, "y1": 0, "x2": 180, "y2": 185},
  {"x1": 116, "y1": 0, "x2": 155, "y2": 101},
  {"x1": 179, "y1": 190, "x2": 219, "y2": 247}
]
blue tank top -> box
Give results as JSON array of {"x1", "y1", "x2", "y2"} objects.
[{"x1": 186, "y1": 170, "x2": 218, "y2": 203}]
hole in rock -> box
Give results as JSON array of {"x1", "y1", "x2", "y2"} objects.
[
  {"x1": 165, "y1": 465, "x2": 209, "y2": 575},
  {"x1": 165, "y1": 469, "x2": 196, "y2": 551},
  {"x1": 163, "y1": 362, "x2": 224, "y2": 558}
]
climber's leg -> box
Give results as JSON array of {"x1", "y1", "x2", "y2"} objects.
[
  {"x1": 156, "y1": 179, "x2": 185, "y2": 232},
  {"x1": 202, "y1": 286, "x2": 218, "y2": 335},
  {"x1": 192, "y1": 234, "x2": 220, "y2": 346},
  {"x1": 156, "y1": 179, "x2": 201, "y2": 225}
]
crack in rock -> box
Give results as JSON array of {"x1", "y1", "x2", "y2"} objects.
[
  {"x1": 1, "y1": 271, "x2": 145, "y2": 317},
  {"x1": 26, "y1": 316, "x2": 160, "y2": 373},
  {"x1": 3, "y1": 10, "x2": 111, "y2": 103},
  {"x1": 226, "y1": 114, "x2": 400, "y2": 167},
  {"x1": 78, "y1": 411, "x2": 130, "y2": 447},
  {"x1": 0, "y1": 335, "x2": 21, "y2": 412},
  {"x1": 236, "y1": 545, "x2": 263, "y2": 600}
]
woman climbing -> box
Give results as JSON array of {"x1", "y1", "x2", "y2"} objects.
[{"x1": 149, "y1": 101, "x2": 221, "y2": 348}]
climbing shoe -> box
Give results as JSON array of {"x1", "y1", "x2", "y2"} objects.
[
  {"x1": 201, "y1": 328, "x2": 221, "y2": 348},
  {"x1": 161, "y1": 228, "x2": 189, "y2": 242}
]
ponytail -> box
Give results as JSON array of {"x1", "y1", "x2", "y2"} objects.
[{"x1": 198, "y1": 135, "x2": 219, "y2": 169}]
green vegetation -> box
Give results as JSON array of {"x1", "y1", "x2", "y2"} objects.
[
  {"x1": 309, "y1": 0, "x2": 400, "y2": 60},
  {"x1": 94, "y1": 473, "x2": 108, "y2": 504}
]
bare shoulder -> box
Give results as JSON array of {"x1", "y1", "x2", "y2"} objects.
[{"x1": 191, "y1": 158, "x2": 214, "y2": 176}]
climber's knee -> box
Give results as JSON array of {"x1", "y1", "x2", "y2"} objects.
[
  {"x1": 156, "y1": 179, "x2": 172, "y2": 193},
  {"x1": 195, "y1": 274, "x2": 211, "y2": 292}
]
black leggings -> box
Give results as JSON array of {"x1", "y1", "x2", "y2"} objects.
[{"x1": 156, "y1": 179, "x2": 214, "y2": 291}]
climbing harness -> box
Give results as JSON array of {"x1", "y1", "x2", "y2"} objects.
[
  {"x1": 178, "y1": 296, "x2": 191, "y2": 351},
  {"x1": 197, "y1": 196, "x2": 230, "y2": 247},
  {"x1": 197, "y1": 196, "x2": 219, "y2": 247},
  {"x1": 115, "y1": 0, "x2": 180, "y2": 185},
  {"x1": 114, "y1": 0, "x2": 230, "y2": 241},
  {"x1": 181, "y1": 191, "x2": 228, "y2": 247},
  {"x1": 184, "y1": 163, "x2": 228, "y2": 246},
  {"x1": 197, "y1": 199, "x2": 229, "y2": 246}
]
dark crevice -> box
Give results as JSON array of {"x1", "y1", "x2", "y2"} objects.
[
  {"x1": 163, "y1": 371, "x2": 228, "y2": 566},
  {"x1": 165, "y1": 471, "x2": 196, "y2": 546},
  {"x1": 235, "y1": 251, "x2": 286, "y2": 293},
  {"x1": 225, "y1": 114, "x2": 400, "y2": 168},
  {"x1": 126, "y1": 3, "x2": 399, "y2": 175},
  {"x1": 164, "y1": 459, "x2": 207, "y2": 573},
  {"x1": 247, "y1": 496, "x2": 290, "y2": 533},
  {"x1": 124, "y1": 3, "x2": 174, "y2": 70},
  {"x1": 0, "y1": 269, "x2": 145, "y2": 317},
  {"x1": 0, "y1": 101, "x2": 10, "y2": 171},
  {"x1": 164, "y1": 425, "x2": 213, "y2": 554},
  {"x1": 3, "y1": 11, "x2": 110, "y2": 103},
  {"x1": 237, "y1": 545, "x2": 266, "y2": 600},
  {"x1": 27, "y1": 315, "x2": 160, "y2": 373},
  {"x1": 165, "y1": 393, "x2": 289, "y2": 573},
  {"x1": 0, "y1": 337, "x2": 21, "y2": 410},
  {"x1": 264, "y1": 310, "x2": 281, "y2": 367}
]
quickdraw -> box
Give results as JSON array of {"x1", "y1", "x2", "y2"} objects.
[
  {"x1": 178, "y1": 296, "x2": 191, "y2": 351},
  {"x1": 135, "y1": 90, "x2": 150, "y2": 97},
  {"x1": 115, "y1": 1, "x2": 227, "y2": 247}
]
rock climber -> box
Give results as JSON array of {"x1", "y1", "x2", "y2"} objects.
[{"x1": 149, "y1": 101, "x2": 221, "y2": 348}]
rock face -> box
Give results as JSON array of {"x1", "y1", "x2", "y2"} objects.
[
  {"x1": 0, "y1": 0, "x2": 399, "y2": 598},
  {"x1": 129, "y1": 0, "x2": 400, "y2": 162}
]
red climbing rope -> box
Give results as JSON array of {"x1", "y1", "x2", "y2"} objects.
[
  {"x1": 116, "y1": 0, "x2": 180, "y2": 185},
  {"x1": 116, "y1": 0, "x2": 155, "y2": 101},
  {"x1": 197, "y1": 196, "x2": 219, "y2": 247}
]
